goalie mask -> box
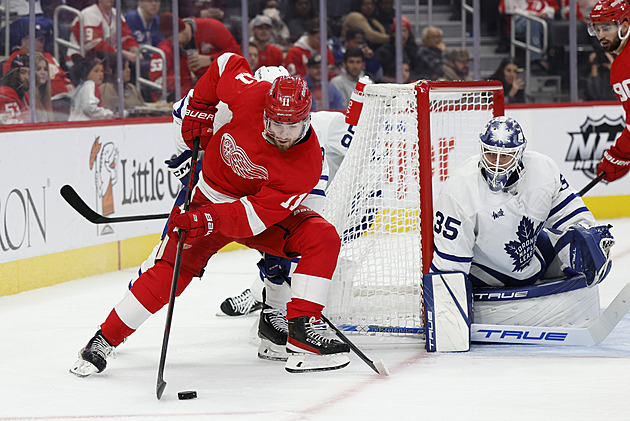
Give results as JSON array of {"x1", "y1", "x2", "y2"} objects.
[
  {"x1": 263, "y1": 76, "x2": 312, "y2": 151},
  {"x1": 588, "y1": 0, "x2": 630, "y2": 43},
  {"x1": 479, "y1": 116, "x2": 527, "y2": 192}
]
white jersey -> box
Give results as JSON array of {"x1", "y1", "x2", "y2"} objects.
[
  {"x1": 171, "y1": 95, "x2": 352, "y2": 212},
  {"x1": 431, "y1": 151, "x2": 595, "y2": 287}
]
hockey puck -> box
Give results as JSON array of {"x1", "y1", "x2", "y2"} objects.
[{"x1": 178, "y1": 390, "x2": 197, "y2": 400}]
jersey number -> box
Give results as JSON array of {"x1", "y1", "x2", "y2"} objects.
[
  {"x1": 280, "y1": 193, "x2": 308, "y2": 211},
  {"x1": 434, "y1": 211, "x2": 460, "y2": 240}
]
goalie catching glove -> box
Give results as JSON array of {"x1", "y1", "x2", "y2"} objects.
[
  {"x1": 170, "y1": 204, "x2": 219, "y2": 238},
  {"x1": 181, "y1": 96, "x2": 217, "y2": 150}
]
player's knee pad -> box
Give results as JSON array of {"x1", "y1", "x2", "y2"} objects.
[
  {"x1": 423, "y1": 272, "x2": 473, "y2": 352},
  {"x1": 553, "y1": 224, "x2": 614, "y2": 286}
]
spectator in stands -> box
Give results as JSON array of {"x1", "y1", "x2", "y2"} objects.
[
  {"x1": 375, "y1": 15, "x2": 418, "y2": 82},
  {"x1": 304, "y1": 54, "x2": 344, "y2": 111},
  {"x1": 2, "y1": 24, "x2": 74, "y2": 98},
  {"x1": 1, "y1": 2, "x2": 52, "y2": 53},
  {"x1": 340, "y1": 27, "x2": 383, "y2": 82},
  {"x1": 250, "y1": 15, "x2": 284, "y2": 70},
  {"x1": 149, "y1": 13, "x2": 194, "y2": 102},
  {"x1": 248, "y1": 43, "x2": 260, "y2": 72},
  {"x1": 331, "y1": 47, "x2": 365, "y2": 107},
  {"x1": 584, "y1": 50, "x2": 617, "y2": 102},
  {"x1": 284, "y1": 17, "x2": 335, "y2": 77},
  {"x1": 67, "y1": 0, "x2": 139, "y2": 66},
  {"x1": 100, "y1": 58, "x2": 145, "y2": 112},
  {"x1": 285, "y1": 0, "x2": 317, "y2": 43},
  {"x1": 167, "y1": 14, "x2": 242, "y2": 80},
  {"x1": 34, "y1": 53, "x2": 53, "y2": 122},
  {"x1": 125, "y1": 0, "x2": 164, "y2": 48},
  {"x1": 253, "y1": 0, "x2": 291, "y2": 50},
  {"x1": 416, "y1": 26, "x2": 447, "y2": 80},
  {"x1": 179, "y1": 0, "x2": 226, "y2": 20},
  {"x1": 375, "y1": 0, "x2": 395, "y2": 34},
  {"x1": 0, "y1": 54, "x2": 31, "y2": 124},
  {"x1": 341, "y1": 0, "x2": 390, "y2": 49},
  {"x1": 68, "y1": 54, "x2": 114, "y2": 121},
  {"x1": 441, "y1": 49, "x2": 473, "y2": 81},
  {"x1": 489, "y1": 57, "x2": 525, "y2": 104}
]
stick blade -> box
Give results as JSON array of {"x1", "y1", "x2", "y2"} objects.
[
  {"x1": 373, "y1": 359, "x2": 390, "y2": 376},
  {"x1": 156, "y1": 379, "x2": 167, "y2": 400}
]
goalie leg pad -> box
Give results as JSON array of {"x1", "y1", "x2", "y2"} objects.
[{"x1": 423, "y1": 272, "x2": 473, "y2": 352}]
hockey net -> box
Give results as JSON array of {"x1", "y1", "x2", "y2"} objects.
[{"x1": 323, "y1": 81, "x2": 504, "y2": 340}]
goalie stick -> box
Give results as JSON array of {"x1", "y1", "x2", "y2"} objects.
[
  {"x1": 156, "y1": 137, "x2": 200, "y2": 400},
  {"x1": 60, "y1": 185, "x2": 169, "y2": 224},
  {"x1": 578, "y1": 172, "x2": 606, "y2": 196},
  {"x1": 337, "y1": 283, "x2": 630, "y2": 347}
]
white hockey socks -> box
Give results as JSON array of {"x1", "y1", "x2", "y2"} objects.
[{"x1": 423, "y1": 272, "x2": 473, "y2": 352}]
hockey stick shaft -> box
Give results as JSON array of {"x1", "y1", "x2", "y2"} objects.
[
  {"x1": 60, "y1": 185, "x2": 169, "y2": 224},
  {"x1": 275, "y1": 270, "x2": 387, "y2": 375},
  {"x1": 156, "y1": 137, "x2": 201, "y2": 400},
  {"x1": 578, "y1": 172, "x2": 605, "y2": 196}
]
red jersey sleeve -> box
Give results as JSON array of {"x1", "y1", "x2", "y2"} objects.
[
  {"x1": 610, "y1": 45, "x2": 630, "y2": 156},
  {"x1": 191, "y1": 53, "x2": 257, "y2": 106}
]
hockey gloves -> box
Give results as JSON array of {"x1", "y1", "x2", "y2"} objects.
[
  {"x1": 257, "y1": 253, "x2": 292, "y2": 285},
  {"x1": 598, "y1": 144, "x2": 630, "y2": 182},
  {"x1": 170, "y1": 204, "x2": 219, "y2": 238},
  {"x1": 165, "y1": 149, "x2": 202, "y2": 187},
  {"x1": 181, "y1": 96, "x2": 217, "y2": 150}
]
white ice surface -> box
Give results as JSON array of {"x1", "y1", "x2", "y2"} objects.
[{"x1": 1, "y1": 219, "x2": 629, "y2": 421}]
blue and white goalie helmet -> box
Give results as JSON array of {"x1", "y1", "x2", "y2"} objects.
[{"x1": 479, "y1": 116, "x2": 527, "y2": 192}]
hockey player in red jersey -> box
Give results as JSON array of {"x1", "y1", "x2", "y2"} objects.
[
  {"x1": 589, "y1": 0, "x2": 630, "y2": 182},
  {"x1": 70, "y1": 53, "x2": 350, "y2": 377}
]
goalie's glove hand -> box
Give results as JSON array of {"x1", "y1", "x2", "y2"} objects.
[
  {"x1": 598, "y1": 144, "x2": 630, "y2": 182},
  {"x1": 181, "y1": 96, "x2": 217, "y2": 150},
  {"x1": 170, "y1": 204, "x2": 219, "y2": 238},
  {"x1": 257, "y1": 253, "x2": 292, "y2": 285}
]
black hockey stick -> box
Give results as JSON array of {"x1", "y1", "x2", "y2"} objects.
[
  {"x1": 156, "y1": 137, "x2": 200, "y2": 400},
  {"x1": 276, "y1": 270, "x2": 389, "y2": 376},
  {"x1": 578, "y1": 172, "x2": 606, "y2": 196},
  {"x1": 60, "y1": 185, "x2": 169, "y2": 224}
]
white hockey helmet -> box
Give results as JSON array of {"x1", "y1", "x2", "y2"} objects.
[
  {"x1": 254, "y1": 65, "x2": 290, "y2": 82},
  {"x1": 479, "y1": 116, "x2": 527, "y2": 192}
]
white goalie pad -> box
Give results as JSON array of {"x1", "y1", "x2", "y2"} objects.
[{"x1": 423, "y1": 272, "x2": 473, "y2": 352}]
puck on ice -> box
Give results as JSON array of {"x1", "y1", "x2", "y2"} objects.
[{"x1": 178, "y1": 390, "x2": 197, "y2": 400}]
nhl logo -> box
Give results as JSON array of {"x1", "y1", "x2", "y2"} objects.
[{"x1": 565, "y1": 115, "x2": 625, "y2": 179}]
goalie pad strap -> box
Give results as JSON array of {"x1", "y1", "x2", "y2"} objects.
[{"x1": 423, "y1": 272, "x2": 472, "y2": 352}]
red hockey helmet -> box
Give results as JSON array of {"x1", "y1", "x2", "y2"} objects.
[
  {"x1": 589, "y1": 0, "x2": 630, "y2": 35},
  {"x1": 263, "y1": 76, "x2": 312, "y2": 149}
]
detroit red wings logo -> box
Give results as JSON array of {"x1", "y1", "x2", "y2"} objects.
[{"x1": 220, "y1": 133, "x2": 269, "y2": 180}]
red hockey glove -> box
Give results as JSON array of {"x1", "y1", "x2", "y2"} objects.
[
  {"x1": 598, "y1": 145, "x2": 630, "y2": 182},
  {"x1": 181, "y1": 96, "x2": 217, "y2": 150},
  {"x1": 171, "y1": 204, "x2": 219, "y2": 238}
]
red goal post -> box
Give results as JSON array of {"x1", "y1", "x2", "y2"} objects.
[{"x1": 322, "y1": 80, "x2": 504, "y2": 339}]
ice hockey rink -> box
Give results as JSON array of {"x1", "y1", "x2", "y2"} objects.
[{"x1": 1, "y1": 219, "x2": 629, "y2": 421}]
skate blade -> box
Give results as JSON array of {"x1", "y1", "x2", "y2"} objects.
[
  {"x1": 285, "y1": 354, "x2": 350, "y2": 373},
  {"x1": 257, "y1": 340, "x2": 288, "y2": 362},
  {"x1": 69, "y1": 358, "x2": 99, "y2": 378}
]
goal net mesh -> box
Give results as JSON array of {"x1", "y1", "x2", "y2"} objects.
[{"x1": 322, "y1": 82, "x2": 499, "y2": 339}]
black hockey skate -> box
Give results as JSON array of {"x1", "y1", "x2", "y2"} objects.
[
  {"x1": 218, "y1": 288, "x2": 263, "y2": 317},
  {"x1": 257, "y1": 304, "x2": 289, "y2": 361},
  {"x1": 285, "y1": 316, "x2": 350, "y2": 373},
  {"x1": 70, "y1": 329, "x2": 115, "y2": 377}
]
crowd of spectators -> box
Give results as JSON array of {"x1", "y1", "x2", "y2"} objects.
[{"x1": 0, "y1": 0, "x2": 615, "y2": 124}]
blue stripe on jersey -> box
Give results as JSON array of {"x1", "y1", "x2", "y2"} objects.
[
  {"x1": 310, "y1": 188, "x2": 326, "y2": 197},
  {"x1": 548, "y1": 193, "x2": 578, "y2": 218},
  {"x1": 551, "y1": 207, "x2": 591, "y2": 230},
  {"x1": 470, "y1": 252, "x2": 545, "y2": 287},
  {"x1": 172, "y1": 92, "x2": 190, "y2": 119},
  {"x1": 320, "y1": 175, "x2": 329, "y2": 182},
  {"x1": 434, "y1": 245, "x2": 473, "y2": 263}
]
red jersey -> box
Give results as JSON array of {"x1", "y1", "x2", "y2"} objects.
[
  {"x1": 149, "y1": 40, "x2": 194, "y2": 101},
  {"x1": 256, "y1": 43, "x2": 284, "y2": 69},
  {"x1": 0, "y1": 87, "x2": 30, "y2": 124},
  {"x1": 187, "y1": 17, "x2": 242, "y2": 78},
  {"x1": 191, "y1": 53, "x2": 322, "y2": 238},
  {"x1": 610, "y1": 43, "x2": 630, "y2": 155},
  {"x1": 3, "y1": 51, "x2": 73, "y2": 97},
  {"x1": 284, "y1": 36, "x2": 335, "y2": 77}
]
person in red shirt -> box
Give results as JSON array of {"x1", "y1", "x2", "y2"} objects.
[
  {"x1": 0, "y1": 54, "x2": 30, "y2": 124},
  {"x1": 251, "y1": 15, "x2": 284, "y2": 70},
  {"x1": 284, "y1": 17, "x2": 335, "y2": 77},
  {"x1": 70, "y1": 53, "x2": 350, "y2": 378},
  {"x1": 589, "y1": 0, "x2": 630, "y2": 182}
]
